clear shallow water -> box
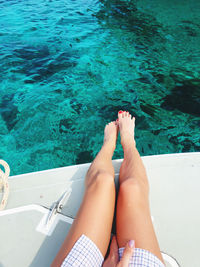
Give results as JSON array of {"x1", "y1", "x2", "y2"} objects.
[{"x1": 0, "y1": 0, "x2": 199, "y2": 175}]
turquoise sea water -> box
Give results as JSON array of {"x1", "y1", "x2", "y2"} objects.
[{"x1": 0, "y1": 0, "x2": 200, "y2": 175}]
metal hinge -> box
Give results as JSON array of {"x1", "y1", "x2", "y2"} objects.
[{"x1": 45, "y1": 189, "x2": 72, "y2": 227}]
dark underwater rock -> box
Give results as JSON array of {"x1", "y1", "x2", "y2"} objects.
[
  {"x1": 14, "y1": 45, "x2": 77, "y2": 82},
  {"x1": 14, "y1": 45, "x2": 50, "y2": 61},
  {"x1": 179, "y1": 21, "x2": 199, "y2": 37},
  {"x1": 70, "y1": 99, "x2": 83, "y2": 115},
  {"x1": 76, "y1": 150, "x2": 93, "y2": 164},
  {"x1": 161, "y1": 82, "x2": 200, "y2": 116},
  {"x1": 94, "y1": 1, "x2": 163, "y2": 44},
  {"x1": 0, "y1": 94, "x2": 19, "y2": 131},
  {"x1": 133, "y1": 114, "x2": 150, "y2": 130},
  {"x1": 140, "y1": 103, "x2": 157, "y2": 117},
  {"x1": 169, "y1": 135, "x2": 200, "y2": 152},
  {"x1": 59, "y1": 119, "x2": 73, "y2": 134}
]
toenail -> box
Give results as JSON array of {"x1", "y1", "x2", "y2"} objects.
[{"x1": 118, "y1": 110, "x2": 123, "y2": 114}]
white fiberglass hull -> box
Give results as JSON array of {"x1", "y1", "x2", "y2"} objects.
[{"x1": 0, "y1": 152, "x2": 200, "y2": 267}]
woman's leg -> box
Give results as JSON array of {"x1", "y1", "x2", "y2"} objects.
[
  {"x1": 116, "y1": 111, "x2": 164, "y2": 263},
  {"x1": 52, "y1": 122, "x2": 118, "y2": 267}
]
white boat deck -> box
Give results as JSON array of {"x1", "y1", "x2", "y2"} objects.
[{"x1": 0, "y1": 152, "x2": 200, "y2": 267}]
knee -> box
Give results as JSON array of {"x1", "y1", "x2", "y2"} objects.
[
  {"x1": 119, "y1": 178, "x2": 149, "y2": 203},
  {"x1": 86, "y1": 170, "x2": 114, "y2": 191}
]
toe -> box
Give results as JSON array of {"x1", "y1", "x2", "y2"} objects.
[
  {"x1": 122, "y1": 111, "x2": 126, "y2": 118},
  {"x1": 118, "y1": 110, "x2": 123, "y2": 120},
  {"x1": 124, "y1": 111, "x2": 129, "y2": 117}
]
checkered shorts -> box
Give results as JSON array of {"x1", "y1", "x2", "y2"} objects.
[{"x1": 61, "y1": 234, "x2": 165, "y2": 267}]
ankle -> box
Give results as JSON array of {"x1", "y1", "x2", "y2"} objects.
[
  {"x1": 122, "y1": 140, "x2": 136, "y2": 152},
  {"x1": 103, "y1": 141, "x2": 116, "y2": 151}
]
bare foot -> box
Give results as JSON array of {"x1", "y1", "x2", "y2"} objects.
[
  {"x1": 117, "y1": 111, "x2": 135, "y2": 148},
  {"x1": 103, "y1": 121, "x2": 118, "y2": 151}
]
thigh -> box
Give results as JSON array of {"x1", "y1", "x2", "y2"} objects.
[
  {"x1": 116, "y1": 179, "x2": 164, "y2": 264},
  {"x1": 52, "y1": 172, "x2": 115, "y2": 266}
]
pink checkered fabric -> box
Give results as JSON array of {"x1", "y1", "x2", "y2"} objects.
[
  {"x1": 61, "y1": 234, "x2": 165, "y2": 267},
  {"x1": 61, "y1": 235, "x2": 104, "y2": 267},
  {"x1": 119, "y1": 247, "x2": 165, "y2": 267}
]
